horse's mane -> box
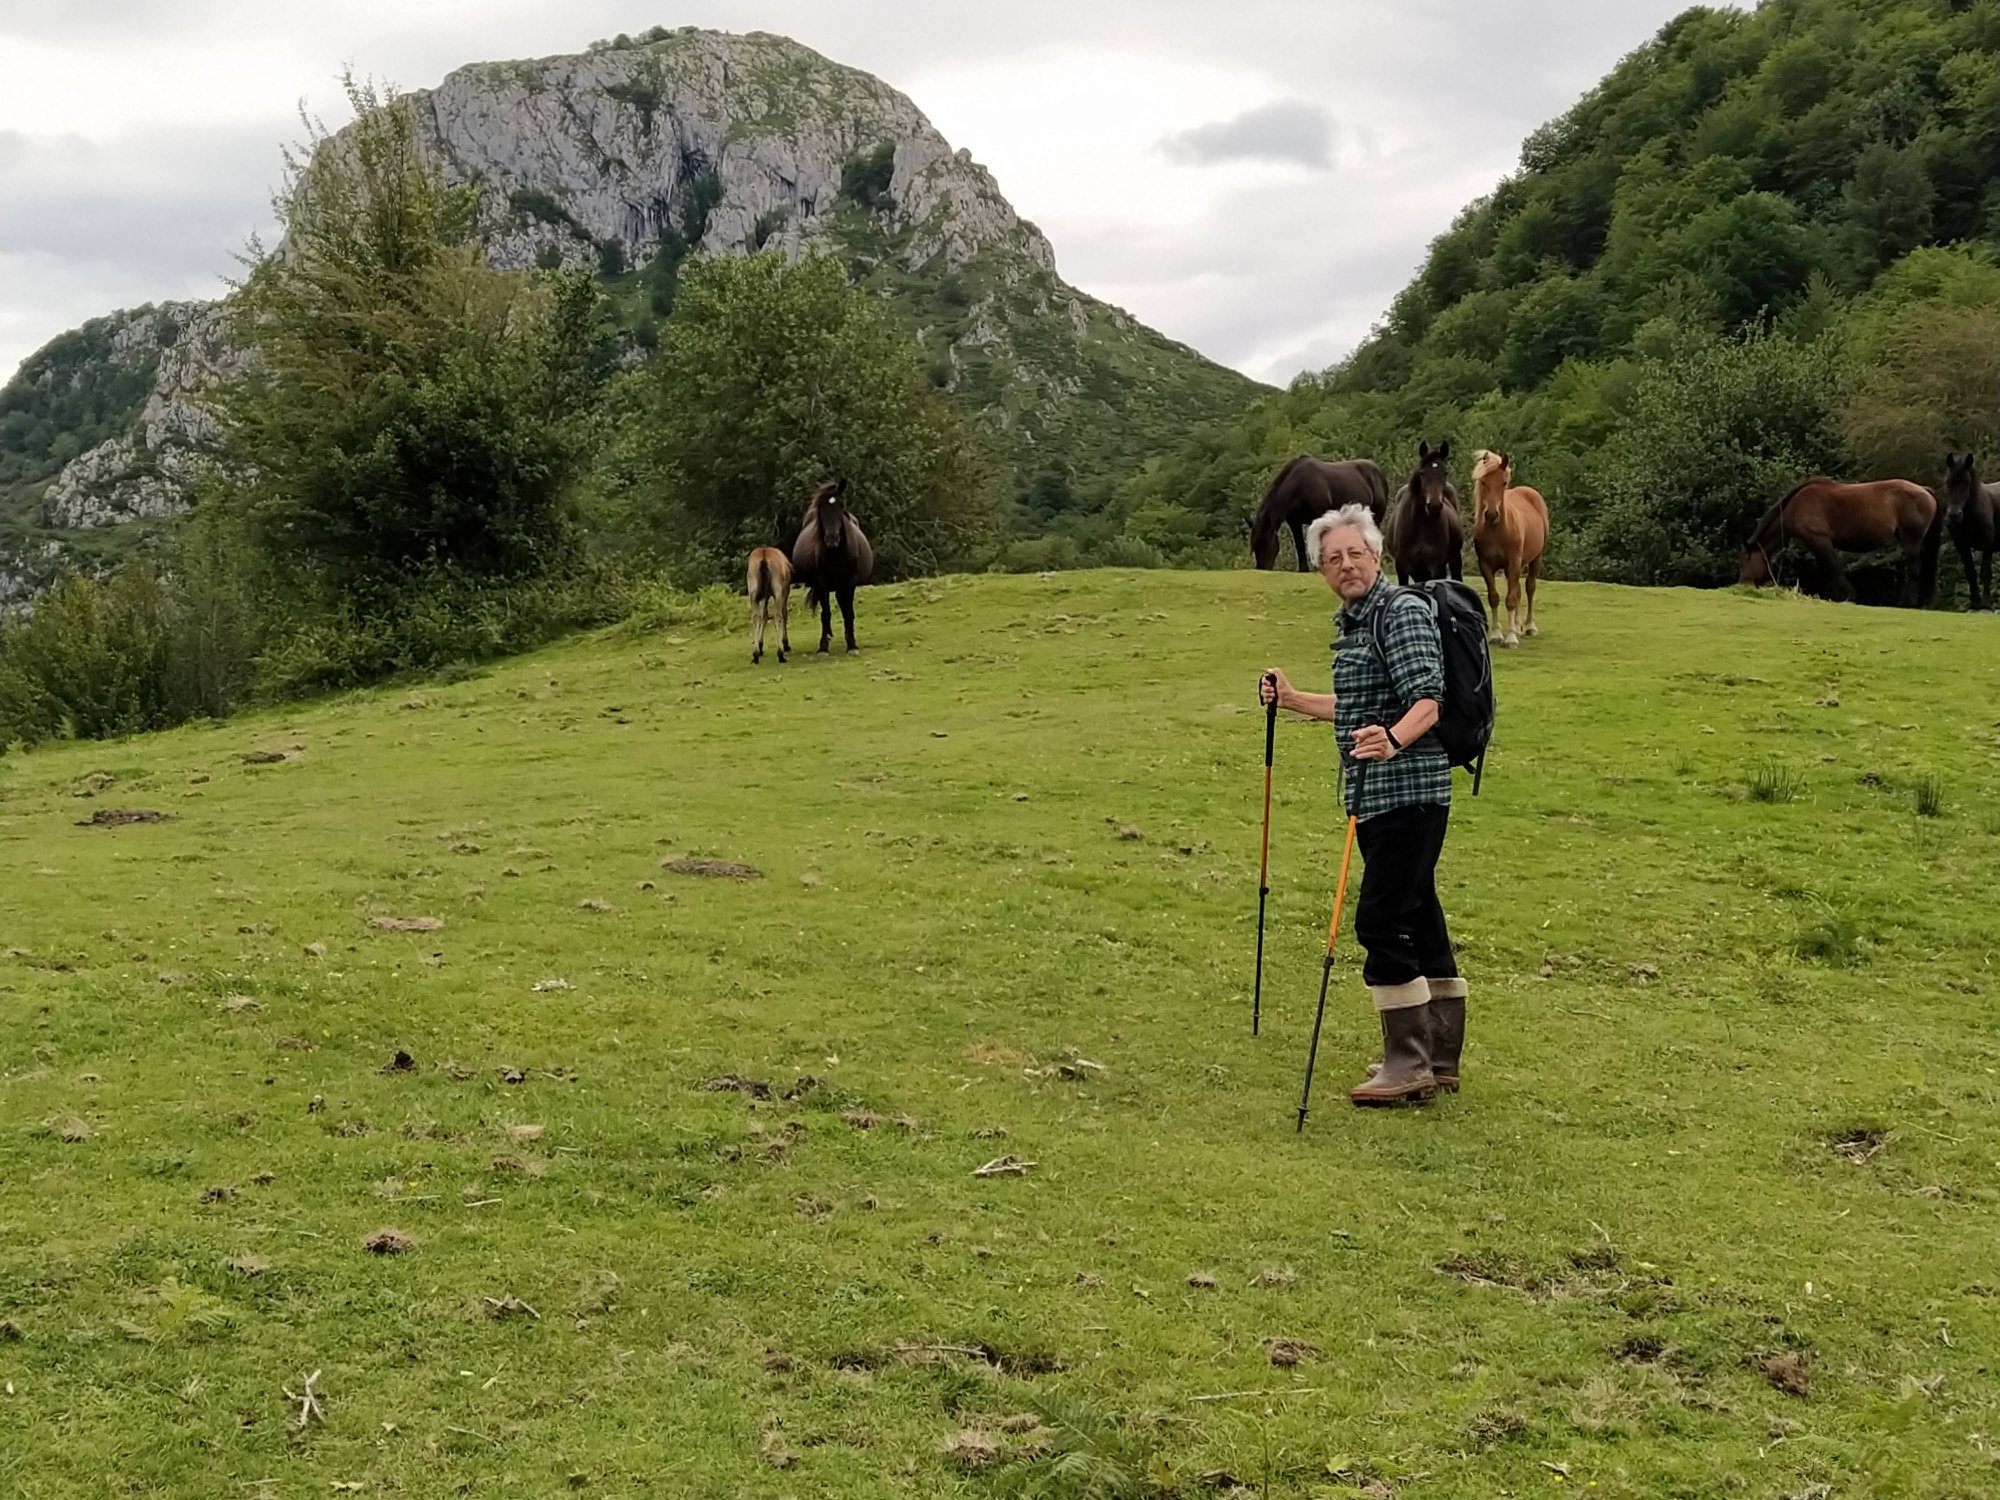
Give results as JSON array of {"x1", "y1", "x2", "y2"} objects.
[
  {"x1": 1470, "y1": 450, "x2": 1507, "y2": 490},
  {"x1": 1251, "y1": 455, "x2": 1312, "y2": 542},
  {"x1": 1749, "y1": 477, "x2": 1827, "y2": 546}
]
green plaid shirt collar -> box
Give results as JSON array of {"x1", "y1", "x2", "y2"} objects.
[{"x1": 1332, "y1": 578, "x2": 1451, "y2": 820}]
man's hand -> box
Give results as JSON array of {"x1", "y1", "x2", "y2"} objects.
[
  {"x1": 1352, "y1": 724, "x2": 1397, "y2": 761},
  {"x1": 1258, "y1": 668, "x2": 1291, "y2": 708}
]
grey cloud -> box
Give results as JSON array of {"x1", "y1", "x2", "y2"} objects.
[{"x1": 1159, "y1": 100, "x2": 1336, "y2": 170}]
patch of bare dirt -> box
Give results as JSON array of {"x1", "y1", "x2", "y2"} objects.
[
  {"x1": 1759, "y1": 1351, "x2": 1812, "y2": 1397},
  {"x1": 664, "y1": 855, "x2": 762, "y2": 880},
  {"x1": 275, "y1": 1036, "x2": 317, "y2": 1052},
  {"x1": 368, "y1": 916, "x2": 444, "y2": 933},
  {"x1": 702, "y1": 1075, "x2": 773, "y2": 1100},
  {"x1": 942, "y1": 1430, "x2": 1001, "y2": 1470},
  {"x1": 227, "y1": 1255, "x2": 269, "y2": 1277},
  {"x1": 1830, "y1": 1127, "x2": 1889, "y2": 1164},
  {"x1": 241, "y1": 750, "x2": 293, "y2": 765},
  {"x1": 77, "y1": 809, "x2": 170, "y2": 827},
  {"x1": 363, "y1": 1228, "x2": 416, "y2": 1255},
  {"x1": 1263, "y1": 1336, "x2": 1322, "y2": 1367},
  {"x1": 382, "y1": 1051, "x2": 417, "y2": 1073}
]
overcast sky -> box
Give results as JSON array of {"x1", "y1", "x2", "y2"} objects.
[{"x1": 0, "y1": 1, "x2": 1707, "y2": 388}]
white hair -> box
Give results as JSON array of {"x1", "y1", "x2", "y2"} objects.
[{"x1": 1306, "y1": 505, "x2": 1384, "y2": 567}]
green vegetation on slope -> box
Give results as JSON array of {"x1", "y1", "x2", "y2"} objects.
[
  {"x1": 1127, "y1": 0, "x2": 2000, "y2": 585},
  {"x1": 1, "y1": 574, "x2": 1996, "y2": 1497},
  {"x1": 0, "y1": 310, "x2": 169, "y2": 541}
]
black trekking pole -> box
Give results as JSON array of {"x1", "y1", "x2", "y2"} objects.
[
  {"x1": 1297, "y1": 765, "x2": 1361, "y2": 1132},
  {"x1": 1252, "y1": 674, "x2": 1278, "y2": 1036}
]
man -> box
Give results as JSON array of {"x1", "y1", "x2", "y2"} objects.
[{"x1": 1259, "y1": 503, "x2": 1466, "y2": 1105}]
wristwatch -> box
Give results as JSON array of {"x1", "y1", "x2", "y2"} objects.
[{"x1": 1384, "y1": 727, "x2": 1403, "y2": 752}]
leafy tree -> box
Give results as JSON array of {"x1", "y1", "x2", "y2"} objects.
[
  {"x1": 1579, "y1": 330, "x2": 1847, "y2": 585},
  {"x1": 213, "y1": 76, "x2": 603, "y2": 592},
  {"x1": 630, "y1": 250, "x2": 996, "y2": 577}
]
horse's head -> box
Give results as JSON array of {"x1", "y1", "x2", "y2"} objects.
[
  {"x1": 1944, "y1": 452, "x2": 1976, "y2": 523},
  {"x1": 1410, "y1": 440, "x2": 1452, "y2": 517},
  {"x1": 1471, "y1": 450, "x2": 1510, "y2": 526},
  {"x1": 1248, "y1": 510, "x2": 1280, "y2": 569},
  {"x1": 1738, "y1": 540, "x2": 1773, "y2": 586},
  {"x1": 811, "y1": 477, "x2": 851, "y2": 552}
]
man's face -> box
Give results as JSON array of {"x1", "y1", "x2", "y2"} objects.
[{"x1": 1318, "y1": 526, "x2": 1380, "y2": 602}]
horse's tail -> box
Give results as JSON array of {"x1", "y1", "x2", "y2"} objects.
[
  {"x1": 1362, "y1": 460, "x2": 1390, "y2": 522},
  {"x1": 751, "y1": 554, "x2": 772, "y2": 603},
  {"x1": 1919, "y1": 485, "x2": 1944, "y2": 607}
]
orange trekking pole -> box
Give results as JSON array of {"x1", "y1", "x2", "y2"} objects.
[
  {"x1": 1252, "y1": 676, "x2": 1278, "y2": 1035},
  {"x1": 1296, "y1": 806, "x2": 1359, "y2": 1132}
]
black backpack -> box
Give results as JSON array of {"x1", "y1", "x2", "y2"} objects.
[{"x1": 1366, "y1": 580, "x2": 1496, "y2": 794}]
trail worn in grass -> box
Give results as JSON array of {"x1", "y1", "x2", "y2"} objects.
[{"x1": 1, "y1": 572, "x2": 1997, "y2": 1497}]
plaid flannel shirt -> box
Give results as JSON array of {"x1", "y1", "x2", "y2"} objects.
[{"x1": 1333, "y1": 578, "x2": 1451, "y2": 821}]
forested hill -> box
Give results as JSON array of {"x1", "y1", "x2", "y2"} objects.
[{"x1": 1120, "y1": 0, "x2": 2000, "y2": 590}]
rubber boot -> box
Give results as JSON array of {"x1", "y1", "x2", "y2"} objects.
[
  {"x1": 1427, "y1": 994, "x2": 1465, "y2": 1093},
  {"x1": 1351, "y1": 1000, "x2": 1437, "y2": 1106},
  {"x1": 1364, "y1": 982, "x2": 1465, "y2": 1092}
]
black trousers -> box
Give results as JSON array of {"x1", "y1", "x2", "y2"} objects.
[{"x1": 1353, "y1": 803, "x2": 1456, "y2": 990}]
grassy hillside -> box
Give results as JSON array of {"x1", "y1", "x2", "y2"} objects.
[
  {"x1": 1126, "y1": 0, "x2": 2000, "y2": 581},
  {"x1": 2, "y1": 575, "x2": 1998, "y2": 1497}
]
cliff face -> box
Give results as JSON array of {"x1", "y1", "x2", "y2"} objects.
[{"x1": 0, "y1": 27, "x2": 1261, "y2": 584}]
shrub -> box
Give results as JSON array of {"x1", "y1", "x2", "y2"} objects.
[{"x1": 840, "y1": 143, "x2": 897, "y2": 210}]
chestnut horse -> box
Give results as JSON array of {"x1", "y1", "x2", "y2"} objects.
[
  {"x1": 1384, "y1": 441, "x2": 1463, "y2": 584},
  {"x1": 1468, "y1": 450, "x2": 1548, "y2": 647},
  {"x1": 790, "y1": 478, "x2": 875, "y2": 653},
  {"x1": 746, "y1": 547, "x2": 791, "y2": 664},
  {"x1": 1739, "y1": 478, "x2": 1941, "y2": 607},
  {"x1": 1249, "y1": 456, "x2": 1389, "y2": 570},
  {"x1": 1943, "y1": 452, "x2": 1999, "y2": 611}
]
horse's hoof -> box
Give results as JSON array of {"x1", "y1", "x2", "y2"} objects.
[
  {"x1": 1503, "y1": 636, "x2": 1520, "y2": 649},
  {"x1": 1524, "y1": 625, "x2": 1539, "y2": 637}
]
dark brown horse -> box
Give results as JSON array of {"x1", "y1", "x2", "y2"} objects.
[
  {"x1": 790, "y1": 478, "x2": 875, "y2": 653},
  {"x1": 1944, "y1": 453, "x2": 1999, "y2": 611},
  {"x1": 1738, "y1": 477, "x2": 1941, "y2": 607},
  {"x1": 1249, "y1": 456, "x2": 1389, "y2": 570},
  {"x1": 1384, "y1": 441, "x2": 1463, "y2": 584}
]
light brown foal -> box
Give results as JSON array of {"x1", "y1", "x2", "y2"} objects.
[
  {"x1": 747, "y1": 547, "x2": 792, "y2": 664},
  {"x1": 1469, "y1": 450, "x2": 1548, "y2": 648}
]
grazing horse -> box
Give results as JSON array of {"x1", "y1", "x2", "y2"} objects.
[
  {"x1": 790, "y1": 478, "x2": 874, "y2": 653},
  {"x1": 1738, "y1": 477, "x2": 1941, "y2": 607},
  {"x1": 1468, "y1": 450, "x2": 1548, "y2": 647},
  {"x1": 1249, "y1": 456, "x2": 1390, "y2": 571},
  {"x1": 1943, "y1": 452, "x2": 1999, "y2": 611},
  {"x1": 1384, "y1": 440, "x2": 1463, "y2": 584},
  {"x1": 746, "y1": 546, "x2": 791, "y2": 664}
]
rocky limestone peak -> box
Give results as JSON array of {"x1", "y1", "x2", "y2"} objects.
[{"x1": 413, "y1": 28, "x2": 1056, "y2": 278}]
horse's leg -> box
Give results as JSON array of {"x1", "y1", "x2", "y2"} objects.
[
  {"x1": 818, "y1": 591, "x2": 833, "y2": 653},
  {"x1": 751, "y1": 596, "x2": 765, "y2": 664},
  {"x1": 1524, "y1": 558, "x2": 1542, "y2": 636},
  {"x1": 777, "y1": 582, "x2": 791, "y2": 661},
  {"x1": 1809, "y1": 541, "x2": 1853, "y2": 603},
  {"x1": 1957, "y1": 536, "x2": 1981, "y2": 611},
  {"x1": 839, "y1": 586, "x2": 858, "y2": 652},
  {"x1": 1502, "y1": 564, "x2": 1523, "y2": 648},
  {"x1": 1984, "y1": 547, "x2": 1995, "y2": 611},
  {"x1": 1480, "y1": 558, "x2": 1502, "y2": 639},
  {"x1": 1290, "y1": 517, "x2": 1309, "y2": 572}
]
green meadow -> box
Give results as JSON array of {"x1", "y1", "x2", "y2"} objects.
[{"x1": 1, "y1": 572, "x2": 1997, "y2": 1499}]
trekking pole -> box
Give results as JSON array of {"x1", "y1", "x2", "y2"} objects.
[
  {"x1": 1297, "y1": 780, "x2": 1361, "y2": 1132},
  {"x1": 1252, "y1": 675, "x2": 1278, "y2": 1036}
]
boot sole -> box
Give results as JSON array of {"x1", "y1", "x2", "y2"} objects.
[
  {"x1": 1350, "y1": 1083, "x2": 1439, "y2": 1106},
  {"x1": 1366, "y1": 1062, "x2": 1461, "y2": 1094}
]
